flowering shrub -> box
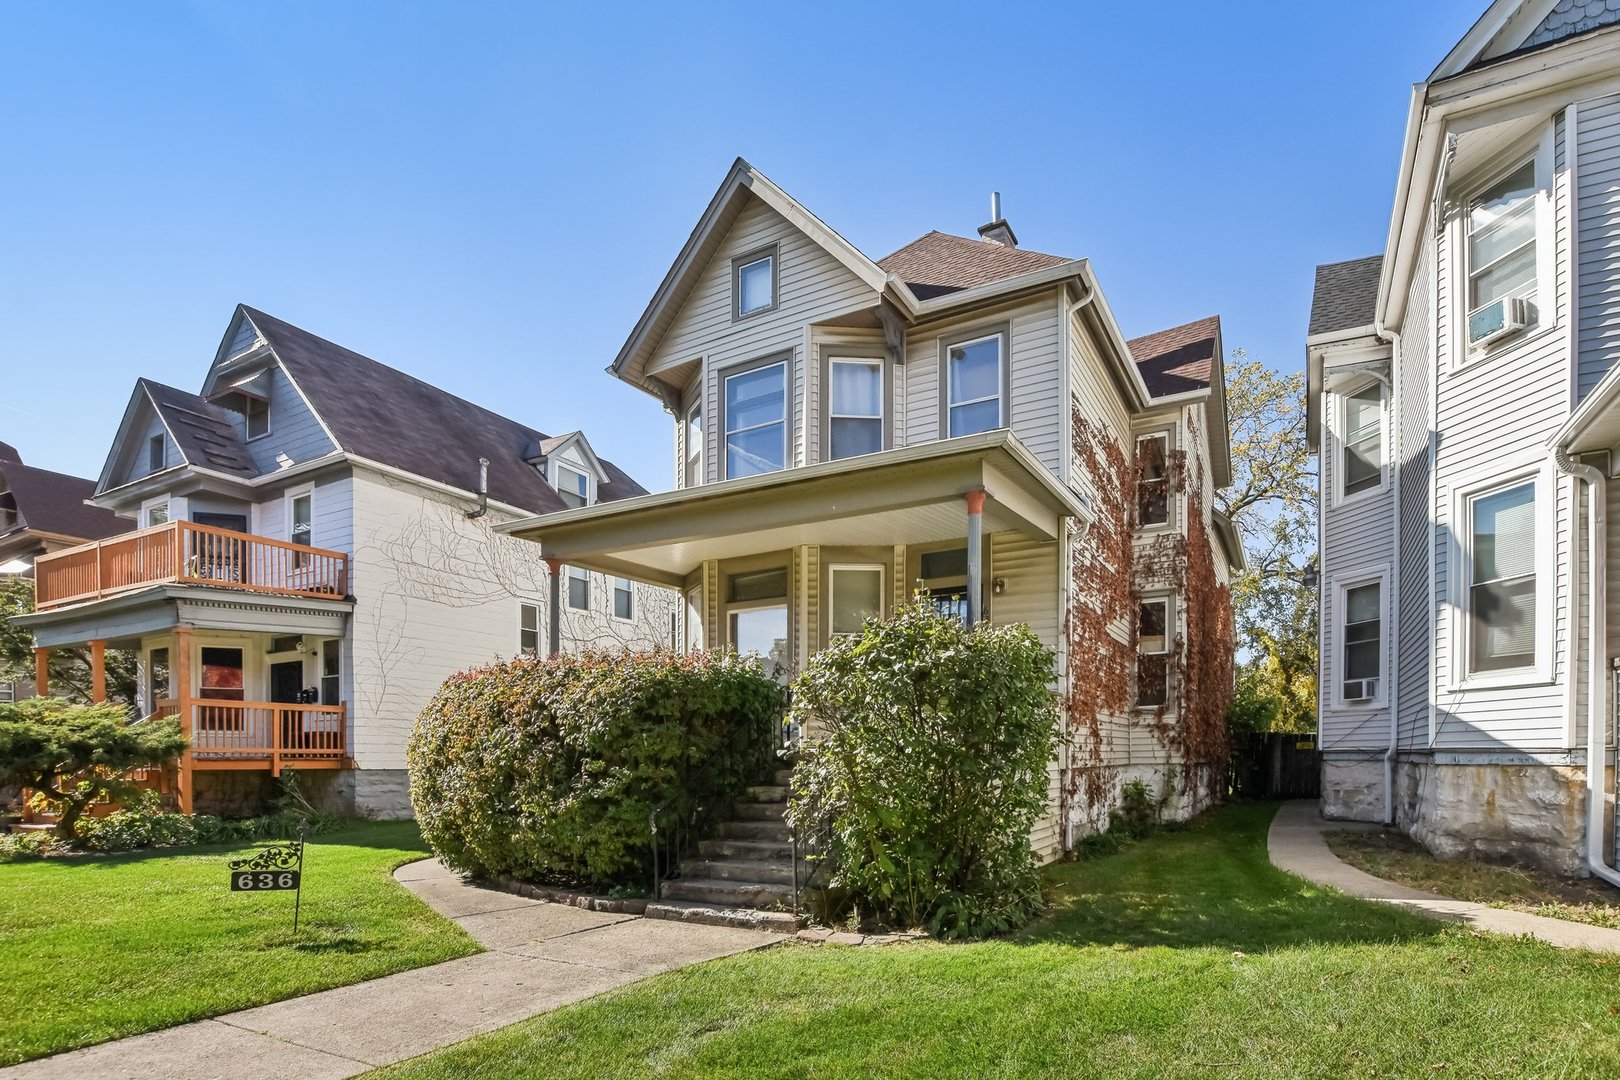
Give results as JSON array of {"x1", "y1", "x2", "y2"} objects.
[
  {"x1": 786, "y1": 601, "x2": 1058, "y2": 939},
  {"x1": 408, "y1": 650, "x2": 782, "y2": 888}
]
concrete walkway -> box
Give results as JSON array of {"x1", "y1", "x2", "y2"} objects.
[
  {"x1": 1268, "y1": 799, "x2": 1620, "y2": 954},
  {"x1": 3, "y1": 858, "x2": 784, "y2": 1080}
]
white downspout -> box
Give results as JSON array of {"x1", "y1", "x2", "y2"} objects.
[
  {"x1": 1383, "y1": 331, "x2": 1402, "y2": 826},
  {"x1": 1553, "y1": 449, "x2": 1620, "y2": 887}
]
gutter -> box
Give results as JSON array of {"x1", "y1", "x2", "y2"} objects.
[{"x1": 1552, "y1": 449, "x2": 1620, "y2": 889}]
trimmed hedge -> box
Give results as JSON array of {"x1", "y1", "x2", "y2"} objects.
[
  {"x1": 786, "y1": 600, "x2": 1058, "y2": 938},
  {"x1": 408, "y1": 650, "x2": 782, "y2": 888}
]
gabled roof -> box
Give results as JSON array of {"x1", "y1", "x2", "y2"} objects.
[
  {"x1": 240, "y1": 307, "x2": 646, "y2": 514},
  {"x1": 1127, "y1": 316, "x2": 1221, "y2": 399},
  {"x1": 0, "y1": 454, "x2": 126, "y2": 543},
  {"x1": 140, "y1": 379, "x2": 259, "y2": 478},
  {"x1": 1309, "y1": 255, "x2": 1383, "y2": 339},
  {"x1": 1431, "y1": 0, "x2": 1620, "y2": 80},
  {"x1": 875, "y1": 231, "x2": 1072, "y2": 301}
]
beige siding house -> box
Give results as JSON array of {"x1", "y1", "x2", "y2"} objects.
[
  {"x1": 504, "y1": 161, "x2": 1242, "y2": 883},
  {"x1": 1309, "y1": 0, "x2": 1620, "y2": 877}
]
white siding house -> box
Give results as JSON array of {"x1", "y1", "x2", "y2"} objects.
[{"x1": 1310, "y1": 0, "x2": 1620, "y2": 876}]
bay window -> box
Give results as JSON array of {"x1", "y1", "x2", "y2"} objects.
[
  {"x1": 828, "y1": 357, "x2": 883, "y2": 460},
  {"x1": 1466, "y1": 158, "x2": 1539, "y2": 323},
  {"x1": 943, "y1": 329, "x2": 1006, "y2": 438},
  {"x1": 685, "y1": 401, "x2": 703, "y2": 487},
  {"x1": 1341, "y1": 383, "x2": 1383, "y2": 497},
  {"x1": 726, "y1": 567, "x2": 789, "y2": 681},
  {"x1": 723, "y1": 359, "x2": 787, "y2": 478},
  {"x1": 829, "y1": 565, "x2": 883, "y2": 639}
]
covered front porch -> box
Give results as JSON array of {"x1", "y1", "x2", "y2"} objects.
[
  {"x1": 502, "y1": 431, "x2": 1089, "y2": 677},
  {"x1": 16, "y1": 585, "x2": 354, "y2": 813}
]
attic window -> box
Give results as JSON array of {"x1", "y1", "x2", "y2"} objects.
[
  {"x1": 245, "y1": 397, "x2": 270, "y2": 440},
  {"x1": 556, "y1": 464, "x2": 590, "y2": 509},
  {"x1": 148, "y1": 434, "x2": 165, "y2": 473},
  {"x1": 733, "y1": 247, "x2": 777, "y2": 319}
]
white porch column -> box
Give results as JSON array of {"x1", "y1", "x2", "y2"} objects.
[{"x1": 965, "y1": 490, "x2": 986, "y2": 627}]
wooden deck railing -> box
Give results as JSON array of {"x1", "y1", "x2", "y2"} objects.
[
  {"x1": 161, "y1": 698, "x2": 347, "y2": 765},
  {"x1": 34, "y1": 521, "x2": 348, "y2": 609}
]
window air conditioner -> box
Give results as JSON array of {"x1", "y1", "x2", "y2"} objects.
[
  {"x1": 1467, "y1": 296, "x2": 1530, "y2": 348},
  {"x1": 1342, "y1": 678, "x2": 1379, "y2": 703}
]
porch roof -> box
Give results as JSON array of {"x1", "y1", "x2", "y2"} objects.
[
  {"x1": 499, "y1": 430, "x2": 1090, "y2": 587},
  {"x1": 14, "y1": 583, "x2": 352, "y2": 649}
]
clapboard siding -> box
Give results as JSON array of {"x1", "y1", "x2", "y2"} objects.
[
  {"x1": 1578, "y1": 95, "x2": 1620, "y2": 399},
  {"x1": 650, "y1": 195, "x2": 878, "y2": 483},
  {"x1": 125, "y1": 413, "x2": 172, "y2": 484},
  {"x1": 242, "y1": 362, "x2": 335, "y2": 474},
  {"x1": 990, "y1": 531, "x2": 1063, "y2": 861},
  {"x1": 1397, "y1": 241, "x2": 1436, "y2": 750}
]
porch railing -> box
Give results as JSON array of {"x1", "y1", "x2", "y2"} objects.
[
  {"x1": 34, "y1": 521, "x2": 348, "y2": 609},
  {"x1": 159, "y1": 698, "x2": 347, "y2": 764}
]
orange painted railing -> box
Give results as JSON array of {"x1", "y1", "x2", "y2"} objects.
[
  {"x1": 181, "y1": 700, "x2": 347, "y2": 764},
  {"x1": 34, "y1": 521, "x2": 348, "y2": 609}
]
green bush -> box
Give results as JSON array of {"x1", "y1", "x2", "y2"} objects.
[
  {"x1": 408, "y1": 649, "x2": 782, "y2": 888},
  {"x1": 786, "y1": 600, "x2": 1059, "y2": 939}
]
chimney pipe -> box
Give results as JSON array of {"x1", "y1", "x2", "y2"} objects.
[
  {"x1": 990, "y1": 191, "x2": 1002, "y2": 223},
  {"x1": 977, "y1": 192, "x2": 1018, "y2": 248},
  {"x1": 466, "y1": 457, "x2": 490, "y2": 519}
]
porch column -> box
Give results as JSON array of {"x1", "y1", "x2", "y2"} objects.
[
  {"x1": 545, "y1": 557, "x2": 563, "y2": 657},
  {"x1": 964, "y1": 490, "x2": 986, "y2": 628},
  {"x1": 34, "y1": 647, "x2": 49, "y2": 698},
  {"x1": 172, "y1": 627, "x2": 194, "y2": 815},
  {"x1": 89, "y1": 640, "x2": 106, "y2": 703}
]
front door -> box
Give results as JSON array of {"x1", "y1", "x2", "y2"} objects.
[
  {"x1": 193, "y1": 512, "x2": 248, "y2": 532},
  {"x1": 270, "y1": 661, "x2": 303, "y2": 704}
]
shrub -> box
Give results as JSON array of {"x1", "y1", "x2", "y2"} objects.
[
  {"x1": 408, "y1": 649, "x2": 782, "y2": 888},
  {"x1": 786, "y1": 600, "x2": 1059, "y2": 939}
]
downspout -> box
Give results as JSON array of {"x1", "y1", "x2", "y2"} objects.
[
  {"x1": 1382, "y1": 332, "x2": 1402, "y2": 826},
  {"x1": 1553, "y1": 449, "x2": 1620, "y2": 887}
]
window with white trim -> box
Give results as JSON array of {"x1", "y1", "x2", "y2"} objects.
[
  {"x1": 612, "y1": 577, "x2": 634, "y2": 621},
  {"x1": 735, "y1": 250, "x2": 776, "y2": 318},
  {"x1": 1341, "y1": 581, "x2": 1381, "y2": 702},
  {"x1": 723, "y1": 360, "x2": 787, "y2": 478},
  {"x1": 519, "y1": 603, "x2": 540, "y2": 656},
  {"x1": 945, "y1": 332, "x2": 1004, "y2": 437},
  {"x1": 829, "y1": 564, "x2": 883, "y2": 639},
  {"x1": 321, "y1": 639, "x2": 342, "y2": 703},
  {"x1": 245, "y1": 397, "x2": 270, "y2": 440},
  {"x1": 828, "y1": 358, "x2": 883, "y2": 460},
  {"x1": 148, "y1": 434, "x2": 165, "y2": 473},
  {"x1": 144, "y1": 501, "x2": 169, "y2": 528},
  {"x1": 1136, "y1": 598, "x2": 1171, "y2": 708},
  {"x1": 556, "y1": 464, "x2": 590, "y2": 509},
  {"x1": 1467, "y1": 480, "x2": 1537, "y2": 674},
  {"x1": 1341, "y1": 383, "x2": 1383, "y2": 498},
  {"x1": 1466, "y1": 157, "x2": 1540, "y2": 334},
  {"x1": 1137, "y1": 433, "x2": 1169, "y2": 527},
  {"x1": 684, "y1": 400, "x2": 703, "y2": 487},
  {"x1": 566, "y1": 566, "x2": 590, "y2": 611}
]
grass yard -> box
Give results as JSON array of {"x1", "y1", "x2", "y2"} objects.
[
  {"x1": 375, "y1": 804, "x2": 1620, "y2": 1079},
  {"x1": 1325, "y1": 828, "x2": 1620, "y2": 931},
  {"x1": 0, "y1": 820, "x2": 478, "y2": 1066}
]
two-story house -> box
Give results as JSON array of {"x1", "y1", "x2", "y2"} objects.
[
  {"x1": 13, "y1": 307, "x2": 675, "y2": 818},
  {"x1": 503, "y1": 160, "x2": 1242, "y2": 884},
  {"x1": 1309, "y1": 0, "x2": 1620, "y2": 879}
]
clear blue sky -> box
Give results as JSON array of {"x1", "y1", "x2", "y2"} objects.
[{"x1": 0, "y1": 1, "x2": 1483, "y2": 492}]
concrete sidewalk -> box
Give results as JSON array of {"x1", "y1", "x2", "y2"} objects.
[
  {"x1": 1268, "y1": 799, "x2": 1620, "y2": 954},
  {"x1": 3, "y1": 858, "x2": 784, "y2": 1080}
]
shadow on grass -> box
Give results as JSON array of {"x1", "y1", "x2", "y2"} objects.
[
  {"x1": 3, "y1": 820, "x2": 427, "y2": 873},
  {"x1": 1019, "y1": 802, "x2": 1445, "y2": 953}
]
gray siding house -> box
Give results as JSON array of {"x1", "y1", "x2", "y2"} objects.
[
  {"x1": 13, "y1": 308, "x2": 674, "y2": 817},
  {"x1": 1309, "y1": 0, "x2": 1620, "y2": 877}
]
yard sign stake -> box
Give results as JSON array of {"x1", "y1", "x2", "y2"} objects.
[{"x1": 228, "y1": 828, "x2": 308, "y2": 932}]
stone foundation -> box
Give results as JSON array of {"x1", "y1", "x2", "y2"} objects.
[
  {"x1": 1322, "y1": 752, "x2": 1595, "y2": 877},
  {"x1": 300, "y1": 769, "x2": 414, "y2": 820},
  {"x1": 1066, "y1": 759, "x2": 1220, "y2": 843},
  {"x1": 194, "y1": 772, "x2": 277, "y2": 818}
]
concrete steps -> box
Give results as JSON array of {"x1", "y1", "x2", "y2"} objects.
[
  {"x1": 678, "y1": 858, "x2": 797, "y2": 885},
  {"x1": 643, "y1": 900, "x2": 801, "y2": 933}
]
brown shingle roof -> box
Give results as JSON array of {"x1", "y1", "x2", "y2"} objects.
[
  {"x1": 243, "y1": 308, "x2": 647, "y2": 514},
  {"x1": 0, "y1": 458, "x2": 127, "y2": 543},
  {"x1": 1127, "y1": 316, "x2": 1221, "y2": 399},
  {"x1": 876, "y1": 231, "x2": 1072, "y2": 300}
]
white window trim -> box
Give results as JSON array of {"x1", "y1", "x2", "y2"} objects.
[
  {"x1": 566, "y1": 565, "x2": 591, "y2": 612},
  {"x1": 141, "y1": 496, "x2": 171, "y2": 530},
  {"x1": 553, "y1": 461, "x2": 593, "y2": 508},
  {"x1": 683, "y1": 397, "x2": 703, "y2": 489},
  {"x1": 1331, "y1": 376, "x2": 1390, "y2": 508},
  {"x1": 827, "y1": 563, "x2": 886, "y2": 641},
  {"x1": 1448, "y1": 459, "x2": 1556, "y2": 691},
  {"x1": 944, "y1": 331, "x2": 1006, "y2": 438},
  {"x1": 147, "y1": 433, "x2": 166, "y2": 473},
  {"x1": 1330, "y1": 566, "x2": 1389, "y2": 709},
  {"x1": 610, "y1": 577, "x2": 635, "y2": 623},
  {"x1": 721, "y1": 358, "x2": 789, "y2": 480},
  {"x1": 285, "y1": 484, "x2": 314, "y2": 547},
  {"x1": 683, "y1": 584, "x2": 704, "y2": 654},
  {"x1": 1133, "y1": 593, "x2": 1175, "y2": 711},
  {"x1": 518, "y1": 601, "x2": 540, "y2": 656},
  {"x1": 1450, "y1": 126, "x2": 1558, "y2": 372},
  {"x1": 245, "y1": 396, "x2": 271, "y2": 442},
  {"x1": 1134, "y1": 428, "x2": 1175, "y2": 531},
  {"x1": 734, "y1": 250, "x2": 777, "y2": 319}
]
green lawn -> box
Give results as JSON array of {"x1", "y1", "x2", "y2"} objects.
[
  {"x1": 0, "y1": 820, "x2": 478, "y2": 1066},
  {"x1": 375, "y1": 804, "x2": 1620, "y2": 1079}
]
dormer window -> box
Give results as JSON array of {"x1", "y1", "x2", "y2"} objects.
[
  {"x1": 556, "y1": 463, "x2": 590, "y2": 509},
  {"x1": 245, "y1": 397, "x2": 270, "y2": 440},
  {"x1": 148, "y1": 434, "x2": 165, "y2": 473},
  {"x1": 733, "y1": 246, "x2": 778, "y2": 319}
]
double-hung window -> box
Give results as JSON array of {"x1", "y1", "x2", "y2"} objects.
[
  {"x1": 827, "y1": 358, "x2": 883, "y2": 460},
  {"x1": 612, "y1": 577, "x2": 634, "y2": 620},
  {"x1": 519, "y1": 603, "x2": 540, "y2": 656},
  {"x1": 245, "y1": 397, "x2": 270, "y2": 440},
  {"x1": 1341, "y1": 581, "x2": 1381, "y2": 702},
  {"x1": 1341, "y1": 384, "x2": 1383, "y2": 497},
  {"x1": 723, "y1": 360, "x2": 787, "y2": 478},
  {"x1": 1466, "y1": 158, "x2": 1540, "y2": 332},
  {"x1": 566, "y1": 566, "x2": 590, "y2": 611},
  {"x1": 944, "y1": 331, "x2": 1005, "y2": 438},
  {"x1": 148, "y1": 434, "x2": 165, "y2": 473},
  {"x1": 1468, "y1": 480, "x2": 1537, "y2": 674},
  {"x1": 556, "y1": 464, "x2": 590, "y2": 509},
  {"x1": 289, "y1": 491, "x2": 313, "y2": 568},
  {"x1": 684, "y1": 401, "x2": 703, "y2": 487},
  {"x1": 321, "y1": 639, "x2": 342, "y2": 703},
  {"x1": 1136, "y1": 598, "x2": 1171, "y2": 708},
  {"x1": 734, "y1": 248, "x2": 777, "y2": 319},
  {"x1": 829, "y1": 565, "x2": 883, "y2": 639},
  {"x1": 1137, "y1": 434, "x2": 1170, "y2": 527}
]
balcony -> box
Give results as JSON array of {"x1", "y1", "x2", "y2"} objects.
[{"x1": 33, "y1": 520, "x2": 348, "y2": 610}]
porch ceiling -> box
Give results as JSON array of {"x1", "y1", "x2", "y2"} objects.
[
  {"x1": 500, "y1": 430, "x2": 1089, "y2": 586},
  {"x1": 15, "y1": 584, "x2": 352, "y2": 649}
]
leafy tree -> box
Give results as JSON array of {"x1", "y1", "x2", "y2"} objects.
[
  {"x1": 1218, "y1": 352, "x2": 1317, "y2": 734},
  {"x1": 0, "y1": 698, "x2": 186, "y2": 838},
  {"x1": 0, "y1": 577, "x2": 138, "y2": 705}
]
